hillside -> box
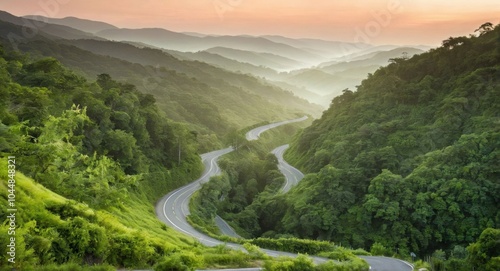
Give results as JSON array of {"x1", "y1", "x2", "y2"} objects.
[
  {"x1": 23, "y1": 15, "x2": 118, "y2": 33},
  {"x1": 319, "y1": 47, "x2": 424, "y2": 74},
  {"x1": 0, "y1": 14, "x2": 321, "y2": 144},
  {"x1": 60, "y1": 39, "x2": 318, "y2": 118},
  {"x1": 16, "y1": 12, "x2": 433, "y2": 108},
  {"x1": 279, "y1": 47, "x2": 425, "y2": 106},
  {"x1": 205, "y1": 46, "x2": 305, "y2": 71},
  {"x1": 0, "y1": 46, "x2": 201, "y2": 269},
  {"x1": 0, "y1": 43, "x2": 286, "y2": 270},
  {"x1": 168, "y1": 50, "x2": 280, "y2": 79},
  {"x1": 279, "y1": 23, "x2": 500, "y2": 256},
  {"x1": 0, "y1": 11, "x2": 101, "y2": 41},
  {"x1": 261, "y1": 35, "x2": 371, "y2": 58}
]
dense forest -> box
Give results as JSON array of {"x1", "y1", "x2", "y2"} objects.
[
  {"x1": 0, "y1": 45, "x2": 268, "y2": 270},
  {"x1": 277, "y1": 24, "x2": 500, "y2": 265}
]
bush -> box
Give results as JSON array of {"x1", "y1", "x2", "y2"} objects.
[
  {"x1": 370, "y1": 242, "x2": 391, "y2": 256},
  {"x1": 264, "y1": 255, "x2": 314, "y2": 271},
  {"x1": 154, "y1": 256, "x2": 191, "y2": 271},
  {"x1": 154, "y1": 252, "x2": 204, "y2": 271},
  {"x1": 319, "y1": 246, "x2": 353, "y2": 261},
  {"x1": 34, "y1": 264, "x2": 115, "y2": 271},
  {"x1": 264, "y1": 254, "x2": 369, "y2": 271},
  {"x1": 316, "y1": 257, "x2": 369, "y2": 271},
  {"x1": 250, "y1": 237, "x2": 334, "y2": 255},
  {"x1": 351, "y1": 248, "x2": 371, "y2": 256},
  {"x1": 203, "y1": 253, "x2": 248, "y2": 267},
  {"x1": 243, "y1": 243, "x2": 269, "y2": 259}
]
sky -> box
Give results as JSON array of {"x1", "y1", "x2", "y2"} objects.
[{"x1": 1, "y1": 0, "x2": 499, "y2": 45}]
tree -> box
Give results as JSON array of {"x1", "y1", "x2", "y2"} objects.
[
  {"x1": 468, "y1": 228, "x2": 500, "y2": 271},
  {"x1": 475, "y1": 22, "x2": 494, "y2": 36},
  {"x1": 442, "y1": 36, "x2": 468, "y2": 49}
]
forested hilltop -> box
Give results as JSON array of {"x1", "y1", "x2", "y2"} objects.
[{"x1": 283, "y1": 23, "x2": 500, "y2": 258}]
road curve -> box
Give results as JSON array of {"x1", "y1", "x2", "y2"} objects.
[
  {"x1": 271, "y1": 144, "x2": 304, "y2": 193},
  {"x1": 245, "y1": 116, "x2": 308, "y2": 141},
  {"x1": 155, "y1": 147, "x2": 241, "y2": 249}
]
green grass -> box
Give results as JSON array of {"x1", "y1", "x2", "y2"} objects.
[
  {"x1": 0, "y1": 157, "x2": 280, "y2": 270},
  {"x1": 107, "y1": 192, "x2": 196, "y2": 247}
]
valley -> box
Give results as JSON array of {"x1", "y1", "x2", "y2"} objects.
[{"x1": 0, "y1": 5, "x2": 498, "y2": 271}]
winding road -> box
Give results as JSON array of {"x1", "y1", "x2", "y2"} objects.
[
  {"x1": 155, "y1": 147, "x2": 240, "y2": 248},
  {"x1": 271, "y1": 144, "x2": 304, "y2": 193},
  {"x1": 245, "y1": 116, "x2": 308, "y2": 141},
  {"x1": 155, "y1": 117, "x2": 413, "y2": 271}
]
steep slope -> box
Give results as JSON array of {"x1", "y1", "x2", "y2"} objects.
[
  {"x1": 281, "y1": 24, "x2": 500, "y2": 255},
  {"x1": 60, "y1": 38, "x2": 321, "y2": 120},
  {"x1": 0, "y1": 47, "x2": 202, "y2": 269}
]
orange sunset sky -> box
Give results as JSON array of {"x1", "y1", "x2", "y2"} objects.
[{"x1": 1, "y1": 0, "x2": 499, "y2": 45}]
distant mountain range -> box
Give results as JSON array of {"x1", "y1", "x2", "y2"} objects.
[
  {"x1": 23, "y1": 14, "x2": 118, "y2": 33},
  {"x1": 0, "y1": 10, "x2": 322, "y2": 137},
  {"x1": 10, "y1": 11, "x2": 433, "y2": 108}
]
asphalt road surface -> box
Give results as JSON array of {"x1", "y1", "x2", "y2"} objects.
[
  {"x1": 245, "y1": 116, "x2": 308, "y2": 141},
  {"x1": 214, "y1": 215, "x2": 241, "y2": 238},
  {"x1": 155, "y1": 147, "x2": 241, "y2": 249},
  {"x1": 271, "y1": 144, "x2": 304, "y2": 193},
  {"x1": 360, "y1": 256, "x2": 413, "y2": 271}
]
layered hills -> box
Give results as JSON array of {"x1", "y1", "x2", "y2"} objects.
[
  {"x1": 22, "y1": 12, "x2": 428, "y2": 108},
  {"x1": 0, "y1": 11, "x2": 322, "y2": 145}
]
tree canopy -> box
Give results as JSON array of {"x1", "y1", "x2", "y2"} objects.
[{"x1": 280, "y1": 23, "x2": 500, "y2": 258}]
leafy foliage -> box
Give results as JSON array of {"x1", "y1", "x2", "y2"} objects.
[
  {"x1": 0, "y1": 47, "x2": 208, "y2": 269},
  {"x1": 263, "y1": 254, "x2": 369, "y2": 271},
  {"x1": 189, "y1": 141, "x2": 287, "y2": 238},
  {"x1": 467, "y1": 228, "x2": 500, "y2": 271},
  {"x1": 281, "y1": 23, "x2": 500, "y2": 256},
  {"x1": 250, "y1": 237, "x2": 333, "y2": 255}
]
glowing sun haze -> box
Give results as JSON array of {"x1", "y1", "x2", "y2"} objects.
[{"x1": 1, "y1": 0, "x2": 499, "y2": 45}]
